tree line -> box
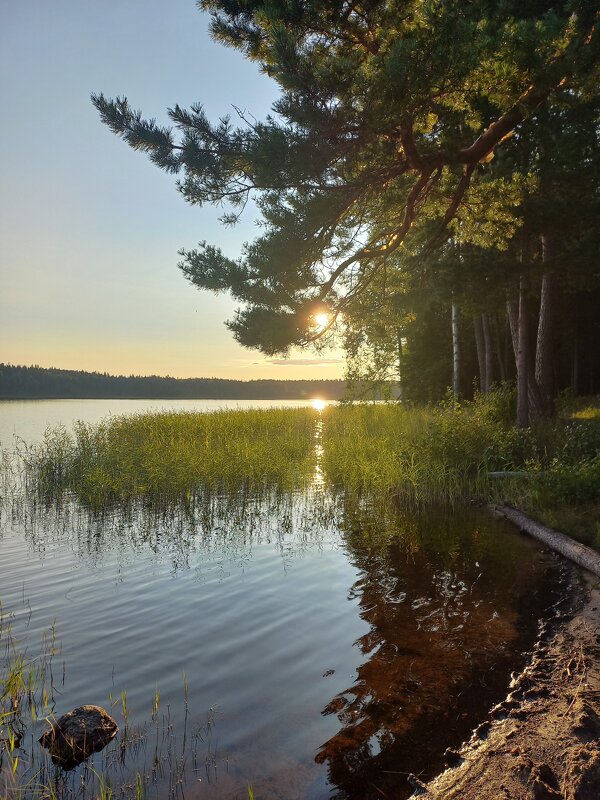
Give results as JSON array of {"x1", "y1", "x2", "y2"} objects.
[
  {"x1": 0, "y1": 365, "x2": 347, "y2": 400},
  {"x1": 93, "y1": 1, "x2": 599, "y2": 424}
]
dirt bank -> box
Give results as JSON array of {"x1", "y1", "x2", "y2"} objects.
[{"x1": 412, "y1": 576, "x2": 600, "y2": 799}]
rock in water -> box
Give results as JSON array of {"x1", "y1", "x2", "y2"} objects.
[{"x1": 39, "y1": 705, "x2": 118, "y2": 768}]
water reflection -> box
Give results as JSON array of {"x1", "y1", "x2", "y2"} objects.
[
  {"x1": 0, "y1": 488, "x2": 566, "y2": 800},
  {"x1": 313, "y1": 503, "x2": 566, "y2": 798}
]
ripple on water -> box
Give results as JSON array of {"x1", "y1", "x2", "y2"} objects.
[{"x1": 0, "y1": 496, "x2": 567, "y2": 800}]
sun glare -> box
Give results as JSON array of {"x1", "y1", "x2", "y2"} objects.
[
  {"x1": 313, "y1": 312, "x2": 330, "y2": 331},
  {"x1": 311, "y1": 398, "x2": 326, "y2": 412}
]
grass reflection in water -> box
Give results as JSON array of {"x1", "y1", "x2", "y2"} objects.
[{"x1": 0, "y1": 475, "x2": 566, "y2": 799}]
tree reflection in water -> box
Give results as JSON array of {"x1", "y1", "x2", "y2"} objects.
[
  {"x1": 9, "y1": 486, "x2": 566, "y2": 800},
  {"x1": 315, "y1": 500, "x2": 565, "y2": 800}
]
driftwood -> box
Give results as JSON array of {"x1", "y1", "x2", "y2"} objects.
[{"x1": 490, "y1": 504, "x2": 600, "y2": 579}]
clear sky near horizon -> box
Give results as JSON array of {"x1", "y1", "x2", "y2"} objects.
[{"x1": 0, "y1": 0, "x2": 344, "y2": 380}]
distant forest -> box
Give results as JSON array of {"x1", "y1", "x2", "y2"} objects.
[{"x1": 0, "y1": 365, "x2": 347, "y2": 400}]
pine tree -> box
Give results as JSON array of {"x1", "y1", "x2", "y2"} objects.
[{"x1": 93, "y1": 1, "x2": 598, "y2": 359}]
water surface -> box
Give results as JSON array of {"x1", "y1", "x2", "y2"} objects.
[{"x1": 0, "y1": 403, "x2": 567, "y2": 799}]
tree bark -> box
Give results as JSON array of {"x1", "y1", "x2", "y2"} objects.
[
  {"x1": 509, "y1": 293, "x2": 544, "y2": 421},
  {"x1": 491, "y1": 505, "x2": 600, "y2": 579},
  {"x1": 473, "y1": 315, "x2": 486, "y2": 393},
  {"x1": 396, "y1": 328, "x2": 404, "y2": 402},
  {"x1": 517, "y1": 276, "x2": 530, "y2": 428},
  {"x1": 481, "y1": 313, "x2": 494, "y2": 392},
  {"x1": 507, "y1": 298, "x2": 519, "y2": 360},
  {"x1": 492, "y1": 312, "x2": 507, "y2": 381},
  {"x1": 572, "y1": 338, "x2": 579, "y2": 394},
  {"x1": 452, "y1": 303, "x2": 460, "y2": 397},
  {"x1": 535, "y1": 234, "x2": 558, "y2": 415}
]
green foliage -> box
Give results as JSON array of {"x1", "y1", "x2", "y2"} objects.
[
  {"x1": 93, "y1": 0, "x2": 599, "y2": 357},
  {"x1": 19, "y1": 393, "x2": 600, "y2": 547}
]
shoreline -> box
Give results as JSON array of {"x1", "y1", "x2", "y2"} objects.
[{"x1": 412, "y1": 572, "x2": 600, "y2": 799}]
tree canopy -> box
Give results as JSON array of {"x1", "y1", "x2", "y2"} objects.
[{"x1": 93, "y1": 0, "x2": 598, "y2": 355}]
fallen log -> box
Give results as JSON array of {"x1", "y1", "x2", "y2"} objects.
[{"x1": 490, "y1": 504, "x2": 600, "y2": 579}]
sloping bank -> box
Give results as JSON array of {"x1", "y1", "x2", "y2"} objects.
[{"x1": 410, "y1": 508, "x2": 600, "y2": 800}]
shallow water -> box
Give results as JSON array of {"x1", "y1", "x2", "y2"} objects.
[{"x1": 0, "y1": 402, "x2": 567, "y2": 799}]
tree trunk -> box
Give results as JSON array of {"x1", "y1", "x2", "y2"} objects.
[
  {"x1": 572, "y1": 338, "x2": 579, "y2": 394},
  {"x1": 517, "y1": 276, "x2": 530, "y2": 428},
  {"x1": 509, "y1": 294, "x2": 544, "y2": 420},
  {"x1": 482, "y1": 313, "x2": 494, "y2": 392},
  {"x1": 452, "y1": 303, "x2": 460, "y2": 397},
  {"x1": 507, "y1": 298, "x2": 519, "y2": 359},
  {"x1": 491, "y1": 505, "x2": 600, "y2": 578},
  {"x1": 474, "y1": 315, "x2": 486, "y2": 393},
  {"x1": 491, "y1": 312, "x2": 507, "y2": 381},
  {"x1": 396, "y1": 328, "x2": 404, "y2": 402},
  {"x1": 535, "y1": 235, "x2": 558, "y2": 415}
]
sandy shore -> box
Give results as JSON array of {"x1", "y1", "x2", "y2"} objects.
[{"x1": 411, "y1": 575, "x2": 600, "y2": 799}]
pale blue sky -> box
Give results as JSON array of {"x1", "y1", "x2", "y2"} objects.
[{"x1": 0, "y1": 0, "x2": 343, "y2": 379}]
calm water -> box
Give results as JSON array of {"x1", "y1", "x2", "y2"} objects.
[
  {"x1": 0, "y1": 398, "x2": 328, "y2": 445},
  {"x1": 0, "y1": 401, "x2": 568, "y2": 799}
]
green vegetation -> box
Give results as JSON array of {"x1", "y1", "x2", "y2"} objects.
[
  {"x1": 17, "y1": 394, "x2": 600, "y2": 547},
  {"x1": 325, "y1": 391, "x2": 600, "y2": 547},
  {"x1": 24, "y1": 408, "x2": 317, "y2": 505},
  {"x1": 93, "y1": 1, "x2": 599, "y2": 427}
]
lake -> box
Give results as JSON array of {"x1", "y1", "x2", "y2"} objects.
[{"x1": 0, "y1": 400, "x2": 569, "y2": 799}]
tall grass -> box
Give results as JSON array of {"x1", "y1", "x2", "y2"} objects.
[
  {"x1": 13, "y1": 391, "x2": 600, "y2": 544},
  {"x1": 322, "y1": 389, "x2": 600, "y2": 544},
  {"x1": 24, "y1": 408, "x2": 317, "y2": 506},
  {"x1": 322, "y1": 401, "x2": 495, "y2": 505}
]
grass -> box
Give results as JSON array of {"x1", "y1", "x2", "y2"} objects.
[
  {"x1": 11, "y1": 389, "x2": 600, "y2": 546},
  {"x1": 22, "y1": 407, "x2": 317, "y2": 506},
  {"x1": 323, "y1": 389, "x2": 600, "y2": 547}
]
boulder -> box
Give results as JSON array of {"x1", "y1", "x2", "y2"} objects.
[{"x1": 39, "y1": 705, "x2": 118, "y2": 769}]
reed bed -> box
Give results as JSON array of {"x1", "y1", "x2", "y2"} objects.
[
  {"x1": 322, "y1": 391, "x2": 600, "y2": 544},
  {"x1": 321, "y1": 401, "x2": 498, "y2": 505},
  {"x1": 23, "y1": 408, "x2": 317, "y2": 506},
  {"x1": 12, "y1": 392, "x2": 600, "y2": 543}
]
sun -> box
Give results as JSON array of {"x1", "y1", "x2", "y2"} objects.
[
  {"x1": 313, "y1": 312, "x2": 330, "y2": 331},
  {"x1": 311, "y1": 398, "x2": 326, "y2": 412}
]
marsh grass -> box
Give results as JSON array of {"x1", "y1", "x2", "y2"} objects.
[
  {"x1": 10, "y1": 391, "x2": 600, "y2": 544},
  {"x1": 323, "y1": 390, "x2": 600, "y2": 545},
  {"x1": 322, "y1": 402, "x2": 494, "y2": 505},
  {"x1": 22, "y1": 408, "x2": 317, "y2": 507}
]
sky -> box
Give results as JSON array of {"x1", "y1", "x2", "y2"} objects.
[{"x1": 0, "y1": 0, "x2": 344, "y2": 380}]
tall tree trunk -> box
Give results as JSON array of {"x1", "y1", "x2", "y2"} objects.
[
  {"x1": 508, "y1": 294, "x2": 544, "y2": 420},
  {"x1": 474, "y1": 315, "x2": 486, "y2": 393},
  {"x1": 535, "y1": 234, "x2": 558, "y2": 415},
  {"x1": 491, "y1": 312, "x2": 507, "y2": 381},
  {"x1": 517, "y1": 276, "x2": 530, "y2": 428},
  {"x1": 482, "y1": 313, "x2": 494, "y2": 392},
  {"x1": 396, "y1": 328, "x2": 404, "y2": 402},
  {"x1": 507, "y1": 298, "x2": 519, "y2": 359},
  {"x1": 572, "y1": 338, "x2": 579, "y2": 394},
  {"x1": 452, "y1": 302, "x2": 460, "y2": 397}
]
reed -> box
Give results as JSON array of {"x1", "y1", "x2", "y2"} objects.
[
  {"x1": 321, "y1": 400, "x2": 498, "y2": 505},
  {"x1": 23, "y1": 408, "x2": 317, "y2": 506},
  {"x1": 12, "y1": 391, "x2": 600, "y2": 543},
  {"x1": 322, "y1": 391, "x2": 600, "y2": 544}
]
